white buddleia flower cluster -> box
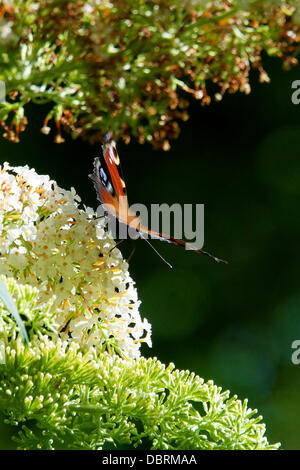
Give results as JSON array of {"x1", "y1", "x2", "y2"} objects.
[{"x1": 0, "y1": 162, "x2": 151, "y2": 358}]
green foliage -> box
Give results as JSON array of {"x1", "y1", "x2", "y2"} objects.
[
  {"x1": 0, "y1": 0, "x2": 300, "y2": 148},
  {"x1": 0, "y1": 278, "x2": 28, "y2": 343},
  {"x1": 0, "y1": 276, "x2": 280, "y2": 450}
]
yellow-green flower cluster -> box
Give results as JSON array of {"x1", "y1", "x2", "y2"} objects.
[{"x1": 0, "y1": 162, "x2": 151, "y2": 358}]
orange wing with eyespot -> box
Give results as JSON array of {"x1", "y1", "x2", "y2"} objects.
[{"x1": 89, "y1": 135, "x2": 227, "y2": 264}]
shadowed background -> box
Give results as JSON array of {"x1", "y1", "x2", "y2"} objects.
[{"x1": 1, "y1": 55, "x2": 300, "y2": 449}]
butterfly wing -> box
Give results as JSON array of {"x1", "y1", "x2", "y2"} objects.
[{"x1": 89, "y1": 138, "x2": 130, "y2": 222}]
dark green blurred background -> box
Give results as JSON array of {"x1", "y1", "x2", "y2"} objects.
[{"x1": 1, "y1": 55, "x2": 300, "y2": 449}]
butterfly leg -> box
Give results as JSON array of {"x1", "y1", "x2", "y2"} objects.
[
  {"x1": 126, "y1": 244, "x2": 136, "y2": 264},
  {"x1": 109, "y1": 239, "x2": 125, "y2": 253},
  {"x1": 94, "y1": 207, "x2": 109, "y2": 222},
  {"x1": 108, "y1": 239, "x2": 136, "y2": 264}
]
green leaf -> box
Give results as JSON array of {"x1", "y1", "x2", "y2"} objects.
[{"x1": 0, "y1": 279, "x2": 29, "y2": 344}]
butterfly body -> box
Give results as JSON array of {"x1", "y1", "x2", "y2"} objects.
[{"x1": 89, "y1": 135, "x2": 227, "y2": 265}]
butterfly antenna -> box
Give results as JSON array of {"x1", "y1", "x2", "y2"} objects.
[{"x1": 140, "y1": 233, "x2": 173, "y2": 268}]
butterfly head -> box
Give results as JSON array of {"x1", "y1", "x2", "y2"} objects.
[
  {"x1": 104, "y1": 132, "x2": 113, "y2": 144},
  {"x1": 102, "y1": 136, "x2": 120, "y2": 167}
]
